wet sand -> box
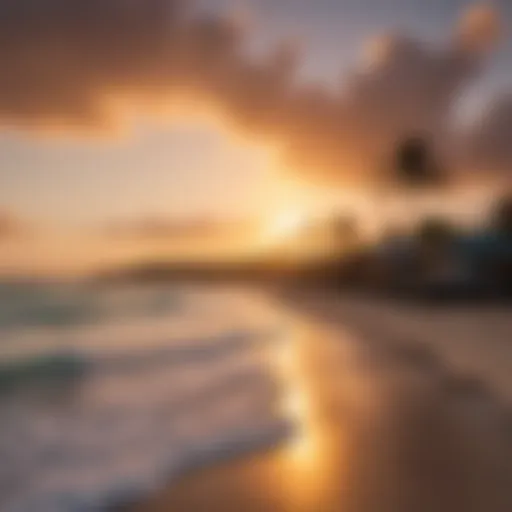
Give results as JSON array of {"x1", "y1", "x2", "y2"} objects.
[{"x1": 130, "y1": 294, "x2": 512, "y2": 512}]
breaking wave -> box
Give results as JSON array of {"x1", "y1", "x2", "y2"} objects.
[{"x1": 0, "y1": 282, "x2": 293, "y2": 512}]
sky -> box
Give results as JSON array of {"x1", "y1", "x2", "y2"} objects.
[{"x1": 0, "y1": 0, "x2": 510, "y2": 273}]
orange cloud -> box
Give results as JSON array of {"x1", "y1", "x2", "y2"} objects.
[
  {"x1": 102, "y1": 216, "x2": 253, "y2": 242},
  {"x1": 0, "y1": 210, "x2": 30, "y2": 240},
  {"x1": 456, "y1": 4, "x2": 502, "y2": 54},
  {"x1": 0, "y1": 1, "x2": 509, "y2": 186}
]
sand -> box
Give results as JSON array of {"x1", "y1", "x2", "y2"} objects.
[{"x1": 128, "y1": 293, "x2": 512, "y2": 512}]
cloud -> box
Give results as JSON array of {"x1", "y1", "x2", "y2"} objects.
[
  {"x1": 456, "y1": 3, "x2": 502, "y2": 54},
  {"x1": 0, "y1": 1, "x2": 507, "y2": 186},
  {"x1": 0, "y1": 211, "x2": 29, "y2": 239},
  {"x1": 462, "y1": 95, "x2": 512, "y2": 178},
  {"x1": 103, "y1": 216, "x2": 250, "y2": 241}
]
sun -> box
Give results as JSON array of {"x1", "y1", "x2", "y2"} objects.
[{"x1": 265, "y1": 209, "x2": 309, "y2": 243}]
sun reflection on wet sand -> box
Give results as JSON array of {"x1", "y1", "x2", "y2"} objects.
[
  {"x1": 278, "y1": 333, "x2": 317, "y2": 459},
  {"x1": 130, "y1": 312, "x2": 354, "y2": 512},
  {"x1": 274, "y1": 321, "x2": 345, "y2": 509}
]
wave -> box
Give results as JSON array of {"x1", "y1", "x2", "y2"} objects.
[
  {"x1": 0, "y1": 327, "x2": 282, "y2": 393},
  {"x1": 0, "y1": 286, "x2": 293, "y2": 512},
  {"x1": 0, "y1": 353, "x2": 87, "y2": 392},
  {"x1": 4, "y1": 419, "x2": 292, "y2": 512},
  {"x1": 0, "y1": 281, "x2": 181, "y2": 331}
]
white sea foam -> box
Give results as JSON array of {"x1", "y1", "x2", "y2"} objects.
[{"x1": 0, "y1": 284, "x2": 293, "y2": 512}]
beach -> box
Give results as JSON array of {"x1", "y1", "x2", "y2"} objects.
[
  {"x1": 130, "y1": 291, "x2": 512, "y2": 512},
  {"x1": 0, "y1": 284, "x2": 291, "y2": 511},
  {"x1": 2, "y1": 283, "x2": 512, "y2": 511}
]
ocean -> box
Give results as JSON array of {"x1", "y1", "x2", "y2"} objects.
[{"x1": 0, "y1": 282, "x2": 293, "y2": 512}]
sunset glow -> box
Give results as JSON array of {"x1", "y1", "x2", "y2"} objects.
[
  {"x1": 0, "y1": 0, "x2": 508, "y2": 275},
  {"x1": 265, "y1": 209, "x2": 309, "y2": 243},
  {"x1": 1, "y1": 2, "x2": 512, "y2": 510}
]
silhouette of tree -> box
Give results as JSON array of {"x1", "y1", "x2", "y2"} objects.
[
  {"x1": 491, "y1": 194, "x2": 512, "y2": 237},
  {"x1": 332, "y1": 215, "x2": 359, "y2": 248},
  {"x1": 486, "y1": 195, "x2": 512, "y2": 294},
  {"x1": 415, "y1": 217, "x2": 457, "y2": 279},
  {"x1": 417, "y1": 217, "x2": 456, "y2": 247},
  {"x1": 394, "y1": 136, "x2": 445, "y2": 189}
]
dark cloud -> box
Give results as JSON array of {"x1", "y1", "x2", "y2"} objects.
[
  {"x1": 0, "y1": 0, "x2": 507, "y2": 185},
  {"x1": 0, "y1": 0, "x2": 179, "y2": 127}
]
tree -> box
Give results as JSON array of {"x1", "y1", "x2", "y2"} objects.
[
  {"x1": 332, "y1": 215, "x2": 359, "y2": 249},
  {"x1": 394, "y1": 136, "x2": 445, "y2": 189},
  {"x1": 414, "y1": 217, "x2": 458, "y2": 281},
  {"x1": 491, "y1": 194, "x2": 512, "y2": 237},
  {"x1": 416, "y1": 217, "x2": 456, "y2": 248}
]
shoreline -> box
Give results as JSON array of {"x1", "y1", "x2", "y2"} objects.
[{"x1": 127, "y1": 292, "x2": 512, "y2": 512}]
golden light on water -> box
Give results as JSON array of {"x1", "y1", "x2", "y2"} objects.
[
  {"x1": 265, "y1": 308, "x2": 366, "y2": 512},
  {"x1": 283, "y1": 389, "x2": 319, "y2": 464},
  {"x1": 271, "y1": 321, "x2": 345, "y2": 510},
  {"x1": 276, "y1": 325, "x2": 323, "y2": 468}
]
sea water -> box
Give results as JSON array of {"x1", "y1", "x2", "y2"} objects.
[{"x1": 0, "y1": 282, "x2": 292, "y2": 512}]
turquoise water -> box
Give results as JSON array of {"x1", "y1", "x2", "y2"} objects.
[
  {"x1": 0, "y1": 282, "x2": 179, "y2": 330},
  {"x1": 0, "y1": 282, "x2": 182, "y2": 392}
]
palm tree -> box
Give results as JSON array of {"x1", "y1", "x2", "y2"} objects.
[
  {"x1": 414, "y1": 216, "x2": 458, "y2": 285},
  {"x1": 417, "y1": 217, "x2": 455, "y2": 248},
  {"x1": 394, "y1": 136, "x2": 445, "y2": 189},
  {"x1": 491, "y1": 194, "x2": 512, "y2": 237},
  {"x1": 488, "y1": 194, "x2": 512, "y2": 294},
  {"x1": 332, "y1": 215, "x2": 360, "y2": 252}
]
